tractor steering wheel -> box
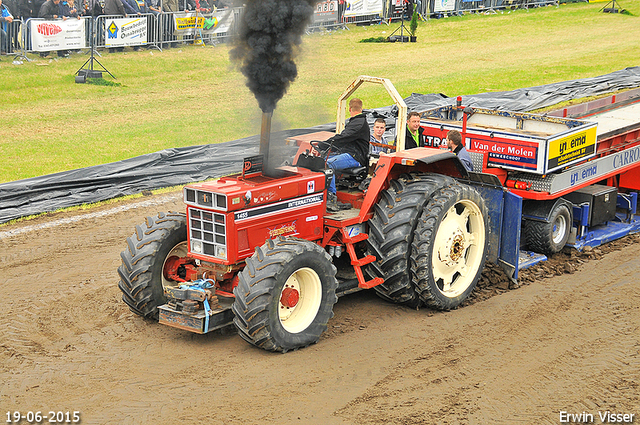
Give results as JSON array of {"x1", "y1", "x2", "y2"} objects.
[{"x1": 310, "y1": 140, "x2": 334, "y2": 159}]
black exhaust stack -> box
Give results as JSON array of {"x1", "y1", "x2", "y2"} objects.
[{"x1": 259, "y1": 111, "x2": 273, "y2": 176}]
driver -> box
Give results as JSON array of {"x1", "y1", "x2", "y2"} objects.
[{"x1": 323, "y1": 98, "x2": 370, "y2": 210}]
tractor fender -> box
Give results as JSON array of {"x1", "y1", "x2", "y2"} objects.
[
  {"x1": 414, "y1": 150, "x2": 470, "y2": 180},
  {"x1": 522, "y1": 198, "x2": 573, "y2": 224}
]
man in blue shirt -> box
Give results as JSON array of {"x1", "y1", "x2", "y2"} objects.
[
  {"x1": 370, "y1": 118, "x2": 393, "y2": 155},
  {"x1": 446, "y1": 129, "x2": 473, "y2": 171}
]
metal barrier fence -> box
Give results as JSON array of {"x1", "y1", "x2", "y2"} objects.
[
  {"x1": 1, "y1": 17, "x2": 22, "y2": 57},
  {"x1": 428, "y1": 0, "x2": 557, "y2": 16},
  {"x1": 342, "y1": 13, "x2": 386, "y2": 26},
  {"x1": 6, "y1": 1, "x2": 560, "y2": 59},
  {"x1": 11, "y1": 8, "x2": 241, "y2": 58}
]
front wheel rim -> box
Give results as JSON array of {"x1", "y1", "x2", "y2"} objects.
[
  {"x1": 278, "y1": 267, "x2": 322, "y2": 334},
  {"x1": 161, "y1": 241, "x2": 189, "y2": 290},
  {"x1": 432, "y1": 200, "x2": 485, "y2": 298}
]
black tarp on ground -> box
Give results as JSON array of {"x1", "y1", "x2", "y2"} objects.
[{"x1": 2, "y1": 67, "x2": 640, "y2": 224}]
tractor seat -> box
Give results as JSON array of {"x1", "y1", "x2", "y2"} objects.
[{"x1": 339, "y1": 166, "x2": 368, "y2": 177}]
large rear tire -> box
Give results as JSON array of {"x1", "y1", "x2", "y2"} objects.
[
  {"x1": 412, "y1": 182, "x2": 488, "y2": 310},
  {"x1": 523, "y1": 203, "x2": 571, "y2": 255},
  {"x1": 365, "y1": 173, "x2": 454, "y2": 307},
  {"x1": 232, "y1": 237, "x2": 338, "y2": 353},
  {"x1": 117, "y1": 212, "x2": 187, "y2": 320}
]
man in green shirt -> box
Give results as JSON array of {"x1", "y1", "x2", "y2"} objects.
[{"x1": 403, "y1": 111, "x2": 425, "y2": 149}]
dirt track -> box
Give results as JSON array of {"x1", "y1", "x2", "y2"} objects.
[{"x1": 1, "y1": 192, "x2": 638, "y2": 425}]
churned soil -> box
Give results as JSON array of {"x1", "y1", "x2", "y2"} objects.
[{"x1": 1, "y1": 191, "x2": 638, "y2": 424}]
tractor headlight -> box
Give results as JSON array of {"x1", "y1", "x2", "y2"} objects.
[{"x1": 192, "y1": 240, "x2": 203, "y2": 254}]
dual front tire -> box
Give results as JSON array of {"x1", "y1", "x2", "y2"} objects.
[{"x1": 366, "y1": 174, "x2": 489, "y2": 311}]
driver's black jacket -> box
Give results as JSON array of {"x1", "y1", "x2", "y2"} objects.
[{"x1": 325, "y1": 113, "x2": 370, "y2": 167}]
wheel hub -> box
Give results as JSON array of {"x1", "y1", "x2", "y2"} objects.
[
  {"x1": 439, "y1": 230, "x2": 465, "y2": 266},
  {"x1": 280, "y1": 287, "x2": 300, "y2": 308}
]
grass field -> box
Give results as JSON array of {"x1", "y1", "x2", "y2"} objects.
[{"x1": 1, "y1": 0, "x2": 639, "y2": 184}]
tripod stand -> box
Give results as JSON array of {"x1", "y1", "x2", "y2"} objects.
[
  {"x1": 388, "y1": 1, "x2": 411, "y2": 42},
  {"x1": 75, "y1": 5, "x2": 115, "y2": 82},
  {"x1": 600, "y1": 0, "x2": 624, "y2": 13}
]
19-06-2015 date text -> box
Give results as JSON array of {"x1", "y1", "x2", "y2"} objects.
[{"x1": 6, "y1": 411, "x2": 80, "y2": 424}]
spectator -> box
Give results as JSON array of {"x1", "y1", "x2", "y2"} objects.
[
  {"x1": 18, "y1": 0, "x2": 37, "y2": 17},
  {"x1": 59, "y1": 0, "x2": 79, "y2": 54},
  {"x1": 38, "y1": 0, "x2": 60, "y2": 18},
  {"x1": 33, "y1": 0, "x2": 45, "y2": 16},
  {"x1": 121, "y1": 0, "x2": 140, "y2": 15},
  {"x1": 0, "y1": 0, "x2": 13, "y2": 55},
  {"x1": 187, "y1": 0, "x2": 211, "y2": 13},
  {"x1": 3, "y1": 0, "x2": 18, "y2": 51},
  {"x1": 146, "y1": 0, "x2": 159, "y2": 14},
  {"x1": 199, "y1": 0, "x2": 212, "y2": 12},
  {"x1": 162, "y1": 0, "x2": 178, "y2": 48},
  {"x1": 59, "y1": 0, "x2": 79, "y2": 17},
  {"x1": 104, "y1": 0, "x2": 126, "y2": 51},
  {"x1": 121, "y1": 0, "x2": 144, "y2": 49},
  {"x1": 323, "y1": 97, "x2": 370, "y2": 211},
  {"x1": 38, "y1": 0, "x2": 65, "y2": 56},
  {"x1": 370, "y1": 117, "x2": 393, "y2": 155},
  {"x1": 403, "y1": 111, "x2": 426, "y2": 149},
  {"x1": 104, "y1": 0, "x2": 125, "y2": 15},
  {"x1": 82, "y1": 0, "x2": 103, "y2": 16},
  {"x1": 446, "y1": 129, "x2": 473, "y2": 171},
  {"x1": 210, "y1": 0, "x2": 227, "y2": 9},
  {"x1": 4, "y1": 0, "x2": 17, "y2": 16},
  {"x1": 18, "y1": 0, "x2": 37, "y2": 51}
]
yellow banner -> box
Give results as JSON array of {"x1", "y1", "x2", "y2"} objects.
[
  {"x1": 175, "y1": 16, "x2": 205, "y2": 30},
  {"x1": 547, "y1": 126, "x2": 597, "y2": 169}
]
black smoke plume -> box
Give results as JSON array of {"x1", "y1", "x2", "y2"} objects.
[{"x1": 230, "y1": 0, "x2": 316, "y2": 113}]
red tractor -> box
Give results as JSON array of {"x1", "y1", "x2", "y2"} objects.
[
  {"x1": 122, "y1": 76, "x2": 640, "y2": 352},
  {"x1": 118, "y1": 76, "x2": 495, "y2": 352}
]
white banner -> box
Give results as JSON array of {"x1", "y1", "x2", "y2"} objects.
[
  {"x1": 173, "y1": 10, "x2": 233, "y2": 36},
  {"x1": 105, "y1": 17, "x2": 148, "y2": 47},
  {"x1": 313, "y1": 0, "x2": 339, "y2": 23},
  {"x1": 343, "y1": 0, "x2": 384, "y2": 17},
  {"x1": 30, "y1": 19, "x2": 87, "y2": 52},
  {"x1": 434, "y1": 0, "x2": 456, "y2": 12},
  {"x1": 202, "y1": 10, "x2": 234, "y2": 35}
]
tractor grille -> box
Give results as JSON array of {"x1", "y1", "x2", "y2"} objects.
[
  {"x1": 184, "y1": 188, "x2": 227, "y2": 210},
  {"x1": 188, "y1": 208, "x2": 227, "y2": 260}
]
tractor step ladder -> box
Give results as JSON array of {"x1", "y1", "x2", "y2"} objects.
[{"x1": 340, "y1": 229, "x2": 384, "y2": 289}]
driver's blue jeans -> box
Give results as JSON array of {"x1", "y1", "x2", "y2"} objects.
[{"x1": 326, "y1": 153, "x2": 360, "y2": 194}]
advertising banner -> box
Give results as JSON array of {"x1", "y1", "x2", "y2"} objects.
[
  {"x1": 174, "y1": 9, "x2": 233, "y2": 36},
  {"x1": 105, "y1": 17, "x2": 148, "y2": 47},
  {"x1": 343, "y1": 0, "x2": 384, "y2": 17},
  {"x1": 30, "y1": 19, "x2": 86, "y2": 52},
  {"x1": 434, "y1": 0, "x2": 456, "y2": 12},
  {"x1": 470, "y1": 136, "x2": 541, "y2": 171},
  {"x1": 546, "y1": 126, "x2": 597, "y2": 171},
  {"x1": 202, "y1": 10, "x2": 234, "y2": 35},
  {"x1": 313, "y1": 0, "x2": 339, "y2": 24}
]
